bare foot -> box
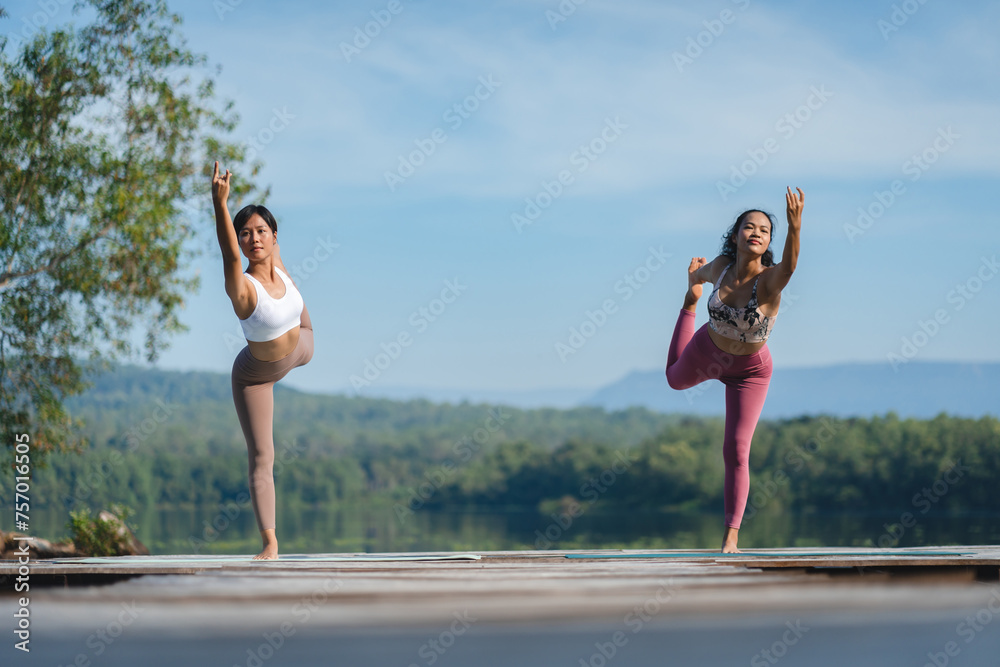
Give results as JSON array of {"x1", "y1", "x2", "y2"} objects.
[
  {"x1": 684, "y1": 257, "x2": 708, "y2": 310},
  {"x1": 253, "y1": 529, "x2": 278, "y2": 560},
  {"x1": 721, "y1": 526, "x2": 741, "y2": 554}
]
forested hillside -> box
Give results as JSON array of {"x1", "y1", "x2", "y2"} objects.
[{"x1": 5, "y1": 367, "x2": 998, "y2": 520}]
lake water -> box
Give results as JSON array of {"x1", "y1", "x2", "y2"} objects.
[{"x1": 26, "y1": 504, "x2": 1000, "y2": 555}]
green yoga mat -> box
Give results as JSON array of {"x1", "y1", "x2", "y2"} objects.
[
  {"x1": 50, "y1": 553, "x2": 482, "y2": 564},
  {"x1": 565, "y1": 551, "x2": 972, "y2": 559}
]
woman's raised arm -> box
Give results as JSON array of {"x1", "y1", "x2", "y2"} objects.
[
  {"x1": 212, "y1": 162, "x2": 251, "y2": 308},
  {"x1": 763, "y1": 187, "x2": 802, "y2": 295}
]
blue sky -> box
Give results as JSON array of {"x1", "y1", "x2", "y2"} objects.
[{"x1": 5, "y1": 0, "x2": 999, "y2": 400}]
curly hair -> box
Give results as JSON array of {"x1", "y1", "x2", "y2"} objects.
[{"x1": 720, "y1": 209, "x2": 776, "y2": 267}]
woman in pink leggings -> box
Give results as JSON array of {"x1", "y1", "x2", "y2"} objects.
[
  {"x1": 211, "y1": 163, "x2": 313, "y2": 560},
  {"x1": 666, "y1": 187, "x2": 803, "y2": 552}
]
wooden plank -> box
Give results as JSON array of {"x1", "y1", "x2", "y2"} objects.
[{"x1": 4, "y1": 546, "x2": 1000, "y2": 579}]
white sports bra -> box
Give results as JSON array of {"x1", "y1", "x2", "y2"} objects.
[{"x1": 239, "y1": 267, "x2": 303, "y2": 342}]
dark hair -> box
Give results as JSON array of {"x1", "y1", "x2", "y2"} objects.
[
  {"x1": 233, "y1": 204, "x2": 278, "y2": 236},
  {"x1": 720, "y1": 209, "x2": 776, "y2": 267}
]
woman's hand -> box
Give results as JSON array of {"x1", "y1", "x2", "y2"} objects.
[
  {"x1": 682, "y1": 257, "x2": 712, "y2": 311},
  {"x1": 761, "y1": 187, "x2": 803, "y2": 296},
  {"x1": 688, "y1": 256, "x2": 709, "y2": 286},
  {"x1": 212, "y1": 161, "x2": 245, "y2": 302},
  {"x1": 785, "y1": 186, "x2": 804, "y2": 230},
  {"x1": 212, "y1": 161, "x2": 231, "y2": 207}
]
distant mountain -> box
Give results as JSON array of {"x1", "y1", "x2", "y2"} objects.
[
  {"x1": 91, "y1": 361, "x2": 998, "y2": 419},
  {"x1": 584, "y1": 362, "x2": 1000, "y2": 419},
  {"x1": 354, "y1": 385, "x2": 592, "y2": 409}
]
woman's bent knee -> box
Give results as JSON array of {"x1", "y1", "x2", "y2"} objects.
[{"x1": 666, "y1": 368, "x2": 696, "y2": 391}]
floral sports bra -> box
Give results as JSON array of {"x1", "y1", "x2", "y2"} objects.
[{"x1": 707, "y1": 263, "x2": 776, "y2": 343}]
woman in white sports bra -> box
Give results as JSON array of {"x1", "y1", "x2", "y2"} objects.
[
  {"x1": 665, "y1": 187, "x2": 803, "y2": 553},
  {"x1": 211, "y1": 162, "x2": 313, "y2": 560}
]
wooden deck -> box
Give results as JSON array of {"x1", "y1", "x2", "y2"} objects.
[
  {"x1": 6, "y1": 544, "x2": 1000, "y2": 580},
  {"x1": 4, "y1": 547, "x2": 1000, "y2": 666}
]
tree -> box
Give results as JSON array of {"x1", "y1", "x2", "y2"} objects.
[{"x1": 0, "y1": 0, "x2": 266, "y2": 464}]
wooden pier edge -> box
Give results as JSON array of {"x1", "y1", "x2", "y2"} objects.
[{"x1": 2, "y1": 545, "x2": 999, "y2": 588}]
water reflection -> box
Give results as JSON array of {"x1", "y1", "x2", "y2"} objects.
[{"x1": 25, "y1": 505, "x2": 1000, "y2": 555}]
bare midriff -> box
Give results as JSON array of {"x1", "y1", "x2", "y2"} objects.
[
  {"x1": 247, "y1": 326, "x2": 300, "y2": 362},
  {"x1": 707, "y1": 327, "x2": 767, "y2": 356}
]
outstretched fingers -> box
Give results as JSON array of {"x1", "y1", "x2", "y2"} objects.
[
  {"x1": 211, "y1": 162, "x2": 232, "y2": 209},
  {"x1": 785, "y1": 186, "x2": 804, "y2": 223},
  {"x1": 785, "y1": 186, "x2": 804, "y2": 206},
  {"x1": 212, "y1": 161, "x2": 231, "y2": 185}
]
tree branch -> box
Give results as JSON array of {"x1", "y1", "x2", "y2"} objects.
[{"x1": 0, "y1": 217, "x2": 117, "y2": 290}]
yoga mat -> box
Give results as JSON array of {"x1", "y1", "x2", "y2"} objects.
[
  {"x1": 565, "y1": 551, "x2": 972, "y2": 559},
  {"x1": 50, "y1": 553, "x2": 482, "y2": 564}
]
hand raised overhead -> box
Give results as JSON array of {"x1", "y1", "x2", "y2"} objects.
[
  {"x1": 212, "y1": 161, "x2": 231, "y2": 206},
  {"x1": 785, "y1": 186, "x2": 804, "y2": 230}
]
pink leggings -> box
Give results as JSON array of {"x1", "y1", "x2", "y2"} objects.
[
  {"x1": 231, "y1": 306, "x2": 313, "y2": 532},
  {"x1": 665, "y1": 309, "x2": 772, "y2": 528}
]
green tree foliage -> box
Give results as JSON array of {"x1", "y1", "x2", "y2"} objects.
[
  {"x1": 0, "y1": 0, "x2": 265, "y2": 463},
  {"x1": 68, "y1": 503, "x2": 135, "y2": 556},
  {"x1": 0, "y1": 366, "x2": 996, "y2": 531},
  {"x1": 4, "y1": 366, "x2": 995, "y2": 522}
]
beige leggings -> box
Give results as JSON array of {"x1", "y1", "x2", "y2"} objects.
[{"x1": 231, "y1": 306, "x2": 313, "y2": 531}]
